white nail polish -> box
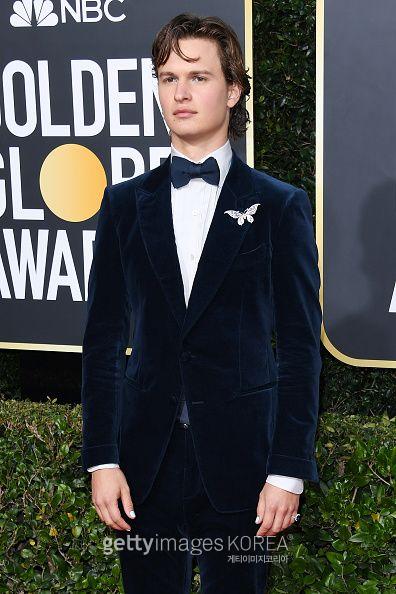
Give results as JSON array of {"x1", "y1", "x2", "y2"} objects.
[
  {"x1": 129, "y1": 510, "x2": 136, "y2": 518},
  {"x1": 255, "y1": 515, "x2": 261, "y2": 524}
]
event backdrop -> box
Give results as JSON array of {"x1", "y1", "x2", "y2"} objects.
[
  {"x1": 317, "y1": 0, "x2": 396, "y2": 367},
  {"x1": 0, "y1": 0, "x2": 253, "y2": 353}
]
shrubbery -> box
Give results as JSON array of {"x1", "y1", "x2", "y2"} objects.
[{"x1": 0, "y1": 399, "x2": 394, "y2": 593}]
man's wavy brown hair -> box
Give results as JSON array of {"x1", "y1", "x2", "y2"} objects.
[{"x1": 151, "y1": 13, "x2": 251, "y2": 140}]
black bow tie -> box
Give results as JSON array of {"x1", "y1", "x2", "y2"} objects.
[{"x1": 171, "y1": 156, "x2": 220, "y2": 189}]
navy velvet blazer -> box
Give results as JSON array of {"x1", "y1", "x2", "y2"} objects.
[{"x1": 81, "y1": 149, "x2": 323, "y2": 513}]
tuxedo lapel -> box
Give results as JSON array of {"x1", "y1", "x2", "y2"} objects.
[
  {"x1": 180, "y1": 150, "x2": 260, "y2": 341},
  {"x1": 135, "y1": 149, "x2": 261, "y2": 341},
  {"x1": 136, "y1": 157, "x2": 187, "y2": 330}
]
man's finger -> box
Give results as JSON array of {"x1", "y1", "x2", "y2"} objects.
[
  {"x1": 282, "y1": 509, "x2": 298, "y2": 532},
  {"x1": 256, "y1": 505, "x2": 275, "y2": 537},
  {"x1": 270, "y1": 507, "x2": 289, "y2": 535},
  {"x1": 255, "y1": 494, "x2": 265, "y2": 526},
  {"x1": 98, "y1": 505, "x2": 118, "y2": 530},
  {"x1": 93, "y1": 502, "x2": 105, "y2": 523},
  {"x1": 121, "y1": 487, "x2": 136, "y2": 520},
  {"x1": 108, "y1": 500, "x2": 132, "y2": 531},
  {"x1": 97, "y1": 501, "x2": 125, "y2": 531},
  {"x1": 100, "y1": 504, "x2": 124, "y2": 531}
]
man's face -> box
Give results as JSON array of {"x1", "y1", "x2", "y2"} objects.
[{"x1": 157, "y1": 37, "x2": 240, "y2": 145}]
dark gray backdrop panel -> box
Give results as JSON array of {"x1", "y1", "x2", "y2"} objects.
[{"x1": 324, "y1": 0, "x2": 396, "y2": 362}]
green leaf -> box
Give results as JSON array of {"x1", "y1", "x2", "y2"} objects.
[
  {"x1": 71, "y1": 525, "x2": 82, "y2": 538},
  {"x1": 349, "y1": 532, "x2": 369, "y2": 543}
]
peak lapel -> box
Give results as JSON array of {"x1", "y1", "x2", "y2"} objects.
[
  {"x1": 135, "y1": 156, "x2": 187, "y2": 330},
  {"x1": 180, "y1": 150, "x2": 260, "y2": 341}
]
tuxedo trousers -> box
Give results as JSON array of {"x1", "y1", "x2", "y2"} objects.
[{"x1": 113, "y1": 419, "x2": 269, "y2": 594}]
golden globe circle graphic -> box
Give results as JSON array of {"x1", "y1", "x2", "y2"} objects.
[{"x1": 39, "y1": 144, "x2": 107, "y2": 222}]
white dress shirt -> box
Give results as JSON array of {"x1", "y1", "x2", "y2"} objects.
[{"x1": 88, "y1": 139, "x2": 304, "y2": 496}]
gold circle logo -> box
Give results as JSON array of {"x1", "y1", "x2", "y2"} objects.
[{"x1": 39, "y1": 144, "x2": 107, "y2": 222}]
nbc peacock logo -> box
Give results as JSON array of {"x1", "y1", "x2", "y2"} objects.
[{"x1": 10, "y1": 0, "x2": 59, "y2": 27}]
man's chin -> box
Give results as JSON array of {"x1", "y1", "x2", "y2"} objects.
[{"x1": 170, "y1": 128, "x2": 211, "y2": 144}]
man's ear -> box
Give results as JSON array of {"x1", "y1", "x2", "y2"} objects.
[{"x1": 227, "y1": 82, "x2": 242, "y2": 108}]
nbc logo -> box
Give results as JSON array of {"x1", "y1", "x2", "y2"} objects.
[
  {"x1": 10, "y1": 1, "x2": 59, "y2": 27},
  {"x1": 10, "y1": 1, "x2": 126, "y2": 27}
]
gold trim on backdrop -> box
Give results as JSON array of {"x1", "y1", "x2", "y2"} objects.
[
  {"x1": 316, "y1": 0, "x2": 395, "y2": 368},
  {"x1": 245, "y1": 0, "x2": 254, "y2": 167},
  {"x1": 0, "y1": 341, "x2": 82, "y2": 353},
  {"x1": 0, "y1": 0, "x2": 254, "y2": 355}
]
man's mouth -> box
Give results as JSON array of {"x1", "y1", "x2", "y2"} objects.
[{"x1": 173, "y1": 109, "x2": 197, "y2": 118}]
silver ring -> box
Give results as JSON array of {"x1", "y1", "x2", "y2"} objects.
[{"x1": 291, "y1": 513, "x2": 301, "y2": 524}]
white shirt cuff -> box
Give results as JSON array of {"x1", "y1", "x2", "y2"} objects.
[
  {"x1": 266, "y1": 474, "x2": 304, "y2": 494},
  {"x1": 87, "y1": 463, "x2": 120, "y2": 473}
]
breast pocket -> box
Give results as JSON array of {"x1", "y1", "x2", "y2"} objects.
[{"x1": 231, "y1": 242, "x2": 270, "y2": 271}]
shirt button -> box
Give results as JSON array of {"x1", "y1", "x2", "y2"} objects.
[
  {"x1": 192, "y1": 209, "x2": 200, "y2": 216},
  {"x1": 190, "y1": 254, "x2": 195, "y2": 260}
]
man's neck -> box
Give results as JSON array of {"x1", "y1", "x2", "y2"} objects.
[{"x1": 170, "y1": 134, "x2": 230, "y2": 162}]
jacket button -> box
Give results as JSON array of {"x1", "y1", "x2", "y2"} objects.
[{"x1": 180, "y1": 350, "x2": 192, "y2": 362}]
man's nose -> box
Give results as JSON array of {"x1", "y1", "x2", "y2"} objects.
[{"x1": 174, "y1": 82, "x2": 191, "y2": 101}]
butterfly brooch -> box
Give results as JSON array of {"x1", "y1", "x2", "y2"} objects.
[{"x1": 224, "y1": 203, "x2": 261, "y2": 225}]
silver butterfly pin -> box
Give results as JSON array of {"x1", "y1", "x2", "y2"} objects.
[{"x1": 224, "y1": 203, "x2": 261, "y2": 225}]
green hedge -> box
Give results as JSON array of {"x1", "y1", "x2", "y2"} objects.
[{"x1": 0, "y1": 398, "x2": 394, "y2": 593}]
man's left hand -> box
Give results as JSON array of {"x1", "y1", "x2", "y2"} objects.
[{"x1": 255, "y1": 482, "x2": 300, "y2": 536}]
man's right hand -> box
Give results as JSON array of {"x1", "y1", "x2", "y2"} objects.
[{"x1": 91, "y1": 467, "x2": 135, "y2": 531}]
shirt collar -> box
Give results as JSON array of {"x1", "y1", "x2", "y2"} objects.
[{"x1": 170, "y1": 139, "x2": 233, "y2": 189}]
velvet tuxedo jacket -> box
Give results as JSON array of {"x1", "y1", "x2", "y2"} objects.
[{"x1": 81, "y1": 149, "x2": 323, "y2": 513}]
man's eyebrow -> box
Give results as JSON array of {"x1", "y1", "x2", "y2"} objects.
[{"x1": 158, "y1": 69, "x2": 213, "y2": 77}]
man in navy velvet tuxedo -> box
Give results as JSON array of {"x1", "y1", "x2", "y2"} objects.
[{"x1": 81, "y1": 13, "x2": 322, "y2": 594}]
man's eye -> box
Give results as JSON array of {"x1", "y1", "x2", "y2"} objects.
[{"x1": 193, "y1": 76, "x2": 206, "y2": 82}]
